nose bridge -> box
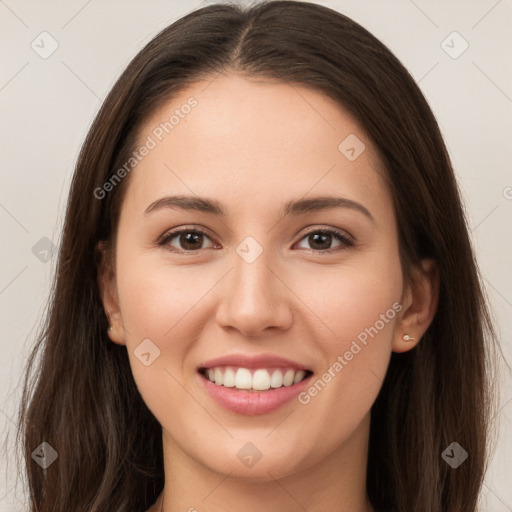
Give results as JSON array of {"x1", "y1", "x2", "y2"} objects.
[
  {"x1": 231, "y1": 234, "x2": 277, "y2": 306},
  {"x1": 215, "y1": 233, "x2": 291, "y2": 335}
]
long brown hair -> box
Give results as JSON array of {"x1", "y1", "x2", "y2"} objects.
[{"x1": 13, "y1": 1, "x2": 499, "y2": 510}]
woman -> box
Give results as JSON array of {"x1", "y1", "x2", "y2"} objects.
[{"x1": 16, "y1": 1, "x2": 498, "y2": 511}]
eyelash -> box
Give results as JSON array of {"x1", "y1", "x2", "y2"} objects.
[{"x1": 157, "y1": 226, "x2": 355, "y2": 255}]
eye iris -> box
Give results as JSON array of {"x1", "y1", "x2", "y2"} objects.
[
  {"x1": 309, "y1": 232, "x2": 331, "y2": 250},
  {"x1": 181, "y1": 232, "x2": 203, "y2": 250}
]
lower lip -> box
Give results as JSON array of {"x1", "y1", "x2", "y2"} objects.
[{"x1": 199, "y1": 371, "x2": 313, "y2": 415}]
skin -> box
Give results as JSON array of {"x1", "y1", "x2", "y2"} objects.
[{"x1": 98, "y1": 73, "x2": 439, "y2": 512}]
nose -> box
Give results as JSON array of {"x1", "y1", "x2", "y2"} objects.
[{"x1": 214, "y1": 248, "x2": 293, "y2": 338}]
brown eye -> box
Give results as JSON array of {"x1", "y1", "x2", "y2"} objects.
[
  {"x1": 295, "y1": 229, "x2": 354, "y2": 252},
  {"x1": 160, "y1": 228, "x2": 216, "y2": 253}
]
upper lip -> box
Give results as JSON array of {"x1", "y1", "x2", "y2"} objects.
[{"x1": 199, "y1": 353, "x2": 312, "y2": 371}]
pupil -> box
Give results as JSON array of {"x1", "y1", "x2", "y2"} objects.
[
  {"x1": 310, "y1": 233, "x2": 331, "y2": 250},
  {"x1": 182, "y1": 232, "x2": 201, "y2": 250}
]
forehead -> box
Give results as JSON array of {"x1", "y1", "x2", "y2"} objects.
[{"x1": 124, "y1": 73, "x2": 392, "y2": 221}]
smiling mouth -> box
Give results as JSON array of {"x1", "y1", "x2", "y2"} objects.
[{"x1": 198, "y1": 366, "x2": 314, "y2": 392}]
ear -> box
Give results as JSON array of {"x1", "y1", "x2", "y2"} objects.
[
  {"x1": 96, "y1": 240, "x2": 126, "y2": 346},
  {"x1": 392, "y1": 258, "x2": 439, "y2": 353}
]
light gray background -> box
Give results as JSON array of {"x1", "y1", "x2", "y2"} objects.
[{"x1": 1, "y1": 0, "x2": 511, "y2": 510}]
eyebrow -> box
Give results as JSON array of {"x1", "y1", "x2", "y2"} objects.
[{"x1": 144, "y1": 194, "x2": 375, "y2": 223}]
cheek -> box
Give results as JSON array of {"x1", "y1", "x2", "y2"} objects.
[
  {"x1": 115, "y1": 250, "x2": 205, "y2": 339},
  {"x1": 114, "y1": 255, "x2": 205, "y2": 424},
  {"x1": 299, "y1": 247, "x2": 403, "y2": 350},
  {"x1": 333, "y1": 267, "x2": 402, "y2": 347},
  {"x1": 294, "y1": 248, "x2": 402, "y2": 419},
  {"x1": 113, "y1": 246, "x2": 201, "y2": 393}
]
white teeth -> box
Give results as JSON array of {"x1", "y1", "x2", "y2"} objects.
[
  {"x1": 283, "y1": 369, "x2": 295, "y2": 386},
  {"x1": 214, "y1": 367, "x2": 223, "y2": 385},
  {"x1": 204, "y1": 366, "x2": 309, "y2": 391},
  {"x1": 293, "y1": 370, "x2": 306, "y2": 384},
  {"x1": 252, "y1": 369, "x2": 271, "y2": 390},
  {"x1": 223, "y1": 367, "x2": 236, "y2": 387},
  {"x1": 270, "y1": 370, "x2": 283, "y2": 388},
  {"x1": 235, "y1": 368, "x2": 252, "y2": 389}
]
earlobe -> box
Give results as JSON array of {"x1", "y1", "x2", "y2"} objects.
[
  {"x1": 96, "y1": 241, "x2": 126, "y2": 346},
  {"x1": 392, "y1": 258, "x2": 439, "y2": 353}
]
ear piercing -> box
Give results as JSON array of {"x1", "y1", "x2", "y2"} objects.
[
  {"x1": 402, "y1": 334, "x2": 415, "y2": 341},
  {"x1": 108, "y1": 326, "x2": 113, "y2": 331}
]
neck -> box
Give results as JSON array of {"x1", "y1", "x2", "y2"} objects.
[{"x1": 158, "y1": 412, "x2": 374, "y2": 512}]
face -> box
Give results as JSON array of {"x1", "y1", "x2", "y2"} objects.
[{"x1": 101, "y1": 73, "x2": 410, "y2": 481}]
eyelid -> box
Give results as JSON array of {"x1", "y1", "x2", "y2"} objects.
[
  {"x1": 298, "y1": 225, "x2": 354, "y2": 244},
  {"x1": 158, "y1": 225, "x2": 217, "y2": 249}
]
